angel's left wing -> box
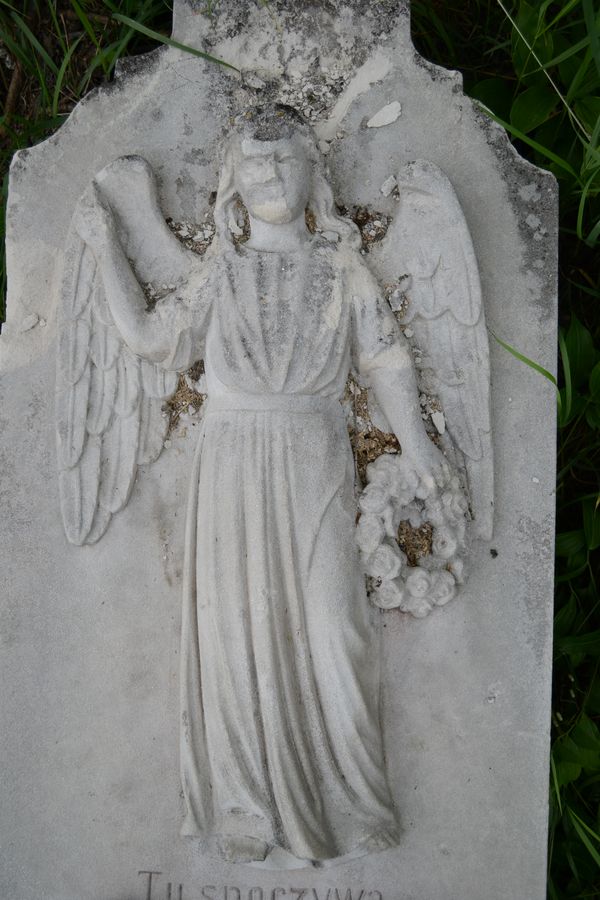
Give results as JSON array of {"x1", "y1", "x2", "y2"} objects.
[{"x1": 369, "y1": 160, "x2": 493, "y2": 539}]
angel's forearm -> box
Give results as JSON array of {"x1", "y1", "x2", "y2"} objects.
[
  {"x1": 364, "y1": 346, "x2": 428, "y2": 453},
  {"x1": 100, "y1": 233, "x2": 169, "y2": 361}
]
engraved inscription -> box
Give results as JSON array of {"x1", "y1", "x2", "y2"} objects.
[
  {"x1": 139, "y1": 871, "x2": 183, "y2": 899},
  {"x1": 139, "y1": 871, "x2": 162, "y2": 900},
  {"x1": 137, "y1": 872, "x2": 382, "y2": 900}
]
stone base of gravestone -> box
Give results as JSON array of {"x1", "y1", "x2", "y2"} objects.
[{"x1": 0, "y1": 3, "x2": 556, "y2": 899}]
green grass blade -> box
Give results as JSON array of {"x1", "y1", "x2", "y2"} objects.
[
  {"x1": 46, "y1": 1, "x2": 67, "y2": 57},
  {"x1": 69, "y1": 0, "x2": 102, "y2": 52},
  {"x1": 111, "y1": 14, "x2": 240, "y2": 72},
  {"x1": 550, "y1": 755, "x2": 563, "y2": 816},
  {"x1": 585, "y1": 216, "x2": 600, "y2": 246},
  {"x1": 52, "y1": 35, "x2": 84, "y2": 118},
  {"x1": 490, "y1": 331, "x2": 558, "y2": 388},
  {"x1": 0, "y1": 27, "x2": 39, "y2": 74},
  {"x1": 559, "y1": 329, "x2": 572, "y2": 425},
  {"x1": 31, "y1": 54, "x2": 52, "y2": 110},
  {"x1": 10, "y1": 11, "x2": 59, "y2": 76},
  {"x1": 528, "y1": 35, "x2": 590, "y2": 71},
  {"x1": 582, "y1": 0, "x2": 600, "y2": 78},
  {"x1": 546, "y1": 0, "x2": 584, "y2": 30},
  {"x1": 569, "y1": 809, "x2": 600, "y2": 867}
]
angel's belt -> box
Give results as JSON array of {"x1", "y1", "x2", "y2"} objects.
[{"x1": 207, "y1": 392, "x2": 343, "y2": 417}]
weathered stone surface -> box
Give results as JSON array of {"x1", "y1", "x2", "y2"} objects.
[{"x1": 0, "y1": 2, "x2": 556, "y2": 898}]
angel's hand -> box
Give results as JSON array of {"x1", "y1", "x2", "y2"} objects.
[
  {"x1": 72, "y1": 182, "x2": 113, "y2": 250},
  {"x1": 402, "y1": 434, "x2": 450, "y2": 489}
]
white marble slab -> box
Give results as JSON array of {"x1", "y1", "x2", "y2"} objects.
[{"x1": 0, "y1": 2, "x2": 557, "y2": 898}]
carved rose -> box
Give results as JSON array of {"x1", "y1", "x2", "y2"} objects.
[
  {"x1": 368, "y1": 454, "x2": 419, "y2": 506},
  {"x1": 365, "y1": 543, "x2": 404, "y2": 580},
  {"x1": 368, "y1": 455, "x2": 400, "y2": 489},
  {"x1": 430, "y1": 570, "x2": 456, "y2": 606},
  {"x1": 393, "y1": 469, "x2": 419, "y2": 504},
  {"x1": 372, "y1": 578, "x2": 405, "y2": 610},
  {"x1": 400, "y1": 593, "x2": 433, "y2": 619},
  {"x1": 448, "y1": 557, "x2": 465, "y2": 583},
  {"x1": 356, "y1": 514, "x2": 385, "y2": 555},
  {"x1": 359, "y1": 484, "x2": 389, "y2": 515},
  {"x1": 442, "y1": 483, "x2": 469, "y2": 518},
  {"x1": 405, "y1": 568, "x2": 431, "y2": 598},
  {"x1": 431, "y1": 527, "x2": 458, "y2": 560}
]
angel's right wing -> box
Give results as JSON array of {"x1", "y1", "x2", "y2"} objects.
[
  {"x1": 56, "y1": 157, "x2": 202, "y2": 545},
  {"x1": 370, "y1": 160, "x2": 493, "y2": 540}
]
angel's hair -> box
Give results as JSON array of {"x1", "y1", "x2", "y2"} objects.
[{"x1": 213, "y1": 106, "x2": 360, "y2": 249}]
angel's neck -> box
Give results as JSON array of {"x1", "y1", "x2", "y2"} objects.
[{"x1": 245, "y1": 213, "x2": 311, "y2": 253}]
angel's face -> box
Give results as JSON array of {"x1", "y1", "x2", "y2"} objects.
[{"x1": 234, "y1": 136, "x2": 310, "y2": 225}]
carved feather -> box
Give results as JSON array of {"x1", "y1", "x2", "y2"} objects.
[
  {"x1": 89, "y1": 320, "x2": 121, "y2": 370},
  {"x1": 84, "y1": 505, "x2": 113, "y2": 546},
  {"x1": 134, "y1": 361, "x2": 176, "y2": 465},
  {"x1": 92, "y1": 278, "x2": 114, "y2": 326},
  {"x1": 58, "y1": 435, "x2": 101, "y2": 545},
  {"x1": 86, "y1": 364, "x2": 117, "y2": 436},
  {"x1": 370, "y1": 159, "x2": 493, "y2": 539},
  {"x1": 58, "y1": 320, "x2": 91, "y2": 385},
  {"x1": 61, "y1": 241, "x2": 96, "y2": 319},
  {"x1": 97, "y1": 408, "x2": 141, "y2": 514},
  {"x1": 56, "y1": 363, "x2": 91, "y2": 468},
  {"x1": 114, "y1": 350, "x2": 140, "y2": 418},
  {"x1": 138, "y1": 394, "x2": 169, "y2": 465}
]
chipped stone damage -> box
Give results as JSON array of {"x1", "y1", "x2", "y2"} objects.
[
  {"x1": 163, "y1": 359, "x2": 206, "y2": 435},
  {"x1": 397, "y1": 520, "x2": 433, "y2": 566},
  {"x1": 345, "y1": 373, "x2": 438, "y2": 564},
  {"x1": 166, "y1": 210, "x2": 216, "y2": 255},
  {"x1": 336, "y1": 204, "x2": 391, "y2": 252},
  {"x1": 344, "y1": 372, "x2": 400, "y2": 485}
]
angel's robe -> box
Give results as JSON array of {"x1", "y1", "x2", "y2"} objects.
[{"x1": 166, "y1": 235, "x2": 402, "y2": 863}]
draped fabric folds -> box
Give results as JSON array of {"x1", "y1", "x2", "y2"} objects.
[{"x1": 178, "y1": 239, "x2": 400, "y2": 863}]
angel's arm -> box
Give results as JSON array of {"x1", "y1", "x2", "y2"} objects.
[
  {"x1": 350, "y1": 257, "x2": 449, "y2": 484},
  {"x1": 73, "y1": 183, "x2": 210, "y2": 367},
  {"x1": 99, "y1": 225, "x2": 168, "y2": 359}
]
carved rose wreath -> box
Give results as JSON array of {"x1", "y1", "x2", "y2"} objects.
[{"x1": 356, "y1": 453, "x2": 470, "y2": 618}]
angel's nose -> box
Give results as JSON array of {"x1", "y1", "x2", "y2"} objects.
[{"x1": 256, "y1": 157, "x2": 278, "y2": 181}]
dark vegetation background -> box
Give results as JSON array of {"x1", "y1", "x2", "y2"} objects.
[{"x1": 0, "y1": 2, "x2": 598, "y2": 896}]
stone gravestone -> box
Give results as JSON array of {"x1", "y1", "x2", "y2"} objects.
[{"x1": 0, "y1": 2, "x2": 557, "y2": 898}]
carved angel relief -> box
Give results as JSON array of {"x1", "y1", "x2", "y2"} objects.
[{"x1": 56, "y1": 108, "x2": 492, "y2": 866}]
